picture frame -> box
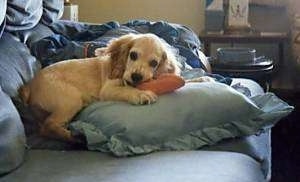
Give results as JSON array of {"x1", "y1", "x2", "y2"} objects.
[{"x1": 227, "y1": 0, "x2": 250, "y2": 31}]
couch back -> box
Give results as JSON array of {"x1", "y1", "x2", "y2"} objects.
[{"x1": 0, "y1": 0, "x2": 64, "y2": 97}]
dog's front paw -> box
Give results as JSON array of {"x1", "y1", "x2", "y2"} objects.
[
  {"x1": 186, "y1": 76, "x2": 215, "y2": 83},
  {"x1": 129, "y1": 90, "x2": 157, "y2": 105}
]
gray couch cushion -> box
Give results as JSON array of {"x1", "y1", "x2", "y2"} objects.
[
  {"x1": 203, "y1": 129, "x2": 271, "y2": 180},
  {"x1": 0, "y1": 86, "x2": 26, "y2": 175},
  {"x1": 0, "y1": 32, "x2": 40, "y2": 97},
  {"x1": 0, "y1": 150, "x2": 267, "y2": 182}
]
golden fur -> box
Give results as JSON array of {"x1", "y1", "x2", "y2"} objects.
[
  {"x1": 19, "y1": 33, "x2": 214, "y2": 142},
  {"x1": 19, "y1": 33, "x2": 182, "y2": 142}
]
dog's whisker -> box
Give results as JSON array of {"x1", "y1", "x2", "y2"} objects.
[{"x1": 123, "y1": 79, "x2": 128, "y2": 86}]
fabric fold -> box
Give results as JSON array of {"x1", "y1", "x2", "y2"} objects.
[
  {"x1": 6, "y1": 0, "x2": 43, "y2": 31},
  {"x1": 41, "y1": 0, "x2": 64, "y2": 25},
  {"x1": 31, "y1": 20, "x2": 205, "y2": 69},
  {"x1": 0, "y1": 32, "x2": 40, "y2": 97}
]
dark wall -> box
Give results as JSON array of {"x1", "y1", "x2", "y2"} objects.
[{"x1": 249, "y1": 5, "x2": 289, "y2": 32}]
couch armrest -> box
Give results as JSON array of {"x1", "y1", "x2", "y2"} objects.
[{"x1": 0, "y1": 86, "x2": 26, "y2": 176}]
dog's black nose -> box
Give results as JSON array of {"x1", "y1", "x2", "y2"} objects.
[{"x1": 131, "y1": 73, "x2": 143, "y2": 84}]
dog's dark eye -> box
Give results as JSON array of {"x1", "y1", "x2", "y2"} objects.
[
  {"x1": 129, "y1": 51, "x2": 138, "y2": 61},
  {"x1": 149, "y1": 60, "x2": 158, "y2": 68}
]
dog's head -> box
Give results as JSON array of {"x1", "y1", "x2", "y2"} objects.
[{"x1": 105, "y1": 33, "x2": 180, "y2": 86}]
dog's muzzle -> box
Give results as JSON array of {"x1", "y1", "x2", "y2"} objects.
[
  {"x1": 124, "y1": 73, "x2": 143, "y2": 87},
  {"x1": 131, "y1": 73, "x2": 143, "y2": 84}
]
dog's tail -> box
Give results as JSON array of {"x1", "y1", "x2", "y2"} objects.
[{"x1": 19, "y1": 85, "x2": 30, "y2": 105}]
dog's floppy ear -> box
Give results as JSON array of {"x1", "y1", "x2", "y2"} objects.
[
  {"x1": 106, "y1": 34, "x2": 136, "y2": 79},
  {"x1": 155, "y1": 50, "x2": 180, "y2": 77}
]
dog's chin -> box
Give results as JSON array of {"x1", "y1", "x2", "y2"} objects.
[
  {"x1": 123, "y1": 77, "x2": 153, "y2": 87},
  {"x1": 123, "y1": 79, "x2": 137, "y2": 87}
]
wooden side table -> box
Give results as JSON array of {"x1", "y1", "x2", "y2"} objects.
[{"x1": 199, "y1": 32, "x2": 288, "y2": 71}]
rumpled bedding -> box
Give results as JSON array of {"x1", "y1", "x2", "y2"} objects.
[
  {"x1": 30, "y1": 20, "x2": 204, "y2": 69},
  {"x1": 12, "y1": 23, "x2": 55, "y2": 48},
  {"x1": 41, "y1": 0, "x2": 64, "y2": 25},
  {"x1": 4, "y1": 0, "x2": 62, "y2": 46},
  {"x1": 28, "y1": 19, "x2": 232, "y2": 84},
  {"x1": 5, "y1": 0, "x2": 63, "y2": 32},
  {"x1": 6, "y1": 0, "x2": 43, "y2": 31}
]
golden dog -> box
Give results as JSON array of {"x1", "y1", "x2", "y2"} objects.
[
  {"x1": 19, "y1": 33, "x2": 214, "y2": 142},
  {"x1": 19, "y1": 33, "x2": 182, "y2": 142}
]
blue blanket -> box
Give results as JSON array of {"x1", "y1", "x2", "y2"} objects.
[
  {"x1": 41, "y1": 0, "x2": 64, "y2": 25},
  {"x1": 31, "y1": 20, "x2": 202, "y2": 68},
  {"x1": 6, "y1": 0, "x2": 43, "y2": 31},
  {"x1": 29, "y1": 20, "x2": 231, "y2": 84}
]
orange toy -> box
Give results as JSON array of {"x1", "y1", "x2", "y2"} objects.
[{"x1": 136, "y1": 74, "x2": 185, "y2": 95}]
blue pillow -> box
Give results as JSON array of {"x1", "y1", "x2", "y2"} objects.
[{"x1": 70, "y1": 82, "x2": 293, "y2": 156}]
